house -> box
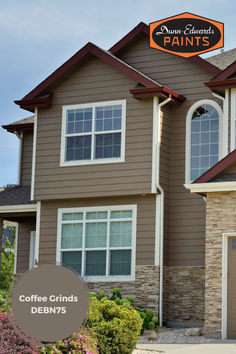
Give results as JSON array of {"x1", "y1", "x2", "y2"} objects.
[{"x1": 0, "y1": 22, "x2": 236, "y2": 339}]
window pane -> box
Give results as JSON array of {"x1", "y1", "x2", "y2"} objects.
[
  {"x1": 110, "y1": 250, "x2": 131, "y2": 276},
  {"x1": 95, "y1": 105, "x2": 122, "y2": 132},
  {"x1": 86, "y1": 211, "x2": 107, "y2": 220},
  {"x1": 95, "y1": 133, "x2": 121, "y2": 159},
  {"x1": 110, "y1": 210, "x2": 132, "y2": 219},
  {"x1": 62, "y1": 213, "x2": 83, "y2": 221},
  {"x1": 85, "y1": 222, "x2": 107, "y2": 248},
  {"x1": 62, "y1": 251, "x2": 81, "y2": 275},
  {"x1": 66, "y1": 108, "x2": 92, "y2": 134},
  {"x1": 66, "y1": 136, "x2": 91, "y2": 161},
  {"x1": 85, "y1": 251, "x2": 106, "y2": 275},
  {"x1": 61, "y1": 223, "x2": 82, "y2": 249},
  {"x1": 110, "y1": 221, "x2": 132, "y2": 247},
  {"x1": 190, "y1": 104, "x2": 219, "y2": 180}
]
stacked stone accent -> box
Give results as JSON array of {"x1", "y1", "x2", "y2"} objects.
[
  {"x1": 205, "y1": 191, "x2": 236, "y2": 335},
  {"x1": 163, "y1": 266, "x2": 205, "y2": 323},
  {"x1": 87, "y1": 265, "x2": 160, "y2": 313}
]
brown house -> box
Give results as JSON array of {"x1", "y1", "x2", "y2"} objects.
[{"x1": 1, "y1": 22, "x2": 236, "y2": 339}]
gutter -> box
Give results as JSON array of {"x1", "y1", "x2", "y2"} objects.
[
  {"x1": 212, "y1": 91, "x2": 228, "y2": 157},
  {"x1": 153, "y1": 96, "x2": 171, "y2": 327},
  {"x1": 14, "y1": 131, "x2": 23, "y2": 185}
]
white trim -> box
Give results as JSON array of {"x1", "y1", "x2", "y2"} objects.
[
  {"x1": 230, "y1": 89, "x2": 236, "y2": 152},
  {"x1": 151, "y1": 97, "x2": 158, "y2": 193},
  {"x1": 15, "y1": 131, "x2": 23, "y2": 185},
  {"x1": 60, "y1": 100, "x2": 126, "y2": 167},
  {"x1": 13, "y1": 223, "x2": 18, "y2": 275},
  {"x1": 56, "y1": 204, "x2": 136, "y2": 282},
  {"x1": 185, "y1": 99, "x2": 224, "y2": 184},
  {"x1": 35, "y1": 201, "x2": 41, "y2": 267},
  {"x1": 29, "y1": 230, "x2": 36, "y2": 269},
  {"x1": 212, "y1": 91, "x2": 228, "y2": 157},
  {"x1": 185, "y1": 181, "x2": 236, "y2": 193},
  {"x1": 31, "y1": 107, "x2": 37, "y2": 200},
  {"x1": 0, "y1": 204, "x2": 37, "y2": 213}
]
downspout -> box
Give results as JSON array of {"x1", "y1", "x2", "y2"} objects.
[
  {"x1": 14, "y1": 131, "x2": 23, "y2": 185},
  {"x1": 154, "y1": 96, "x2": 171, "y2": 327}
]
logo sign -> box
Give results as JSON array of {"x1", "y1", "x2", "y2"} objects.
[
  {"x1": 150, "y1": 13, "x2": 224, "y2": 57},
  {"x1": 10, "y1": 264, "x2": 89, "y2": 343}
]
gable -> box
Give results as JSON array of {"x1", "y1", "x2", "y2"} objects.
[{"x1": 116, "y1": 34, "x2": 214, "y2": 97}]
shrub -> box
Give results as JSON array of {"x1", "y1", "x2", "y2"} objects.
[
  {"x1": 91, "y1": 288, "x2": 159, "y2": 334},
  {"x1": 0, "y1": 312, "x2": 39, "y2": 354},
  {"x1": 87, "y1": 297, "x2": 142, "y2": 354},
  {"x1": 40, "y1": 328, "x2": 98, "y2": 354},
  {"x1": 0, "y1": 289, "x2": 11, "y2": 312},
  {"x1": 0, "y1": 233, "x2": 15, "y2": 291}
]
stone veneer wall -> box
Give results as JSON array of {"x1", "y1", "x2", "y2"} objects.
[
  {"x1": 163, "y1": 266, "x2": 205, "y2": 323},
  {"x1": 87, "y1": 265, "x2": 160, "y2": 313},
  {"x1": 205, "y1": 191, "x2": 236, "y2": 335}
]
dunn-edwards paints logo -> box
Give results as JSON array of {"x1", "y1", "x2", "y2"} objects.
[{"x1": 150, "y1": 12, "x2": 224, "y2": 57}]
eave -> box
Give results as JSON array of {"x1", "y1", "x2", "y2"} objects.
[
  {"x1": 2, "y1": 122, "x2": 34, "y2": 133},
  {"x1": 205, "y1": 78, "x2": 236, "y2": 90},
  {"x1": 130, "y1": 86, "x2": 185, "y2": 103},
  {"x1": 14, "y1": 95, "x2": 52, "y2": 112}
]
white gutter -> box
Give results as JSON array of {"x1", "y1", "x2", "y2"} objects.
[
  {"x1": 14, "y1": 131, "x2": 23, "y2": 185},
  {"x1": 154, "y1": 96, "x2": 171, "y2": 327},
  {"x1": 212, "y1": 91, "x2": 228, "y2": 157}
]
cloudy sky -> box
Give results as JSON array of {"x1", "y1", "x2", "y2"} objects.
[{"x1": 0, "y1": 0, "x2": 235, "y2": 186}]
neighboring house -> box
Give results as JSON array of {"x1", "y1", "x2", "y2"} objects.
[{"x1": 0, "y1": 22, "x2": 236, "y2": 338}]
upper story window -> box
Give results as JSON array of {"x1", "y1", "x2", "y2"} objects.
[
  {"x1": 57, "y1": 205, "x2": 136, "y2": 282},
  {"x1": 60, "y1": 100, "x2": 126, "y2": 166},
  {"x1": 186, "y1": 99, "x2": 223, "y2": 182}
]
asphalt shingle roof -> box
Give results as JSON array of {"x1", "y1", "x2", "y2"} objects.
[
  {"x1": 0, "y1": 186, "x2": 36, "y2": 206},
  {"x1": 206, "y1": 48, "x2": 236, "y2": 70}
]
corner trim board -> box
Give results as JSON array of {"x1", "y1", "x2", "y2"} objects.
[
  {"x1": 13, "y1": 223, "x2": 19, "y2": 275},
  {"x1": 31, "y1": 107, "x2": 38, "y2": 201}
]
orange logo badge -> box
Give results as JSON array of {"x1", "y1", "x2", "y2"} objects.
[{"x1": 150, "y1": 13, "x2": 224, "y2": 58}]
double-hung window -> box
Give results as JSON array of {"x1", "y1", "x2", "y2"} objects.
[
  {"x1": 60, "y1": 100, "x2": 126, "y2": 166},
  {"x1": 57, "y1": 205, "x2": 136, "y2": 281}
]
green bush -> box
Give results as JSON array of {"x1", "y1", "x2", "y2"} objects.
[
  {"x1": 87, "y1": 297, "x2": 142, "y2": 354},
  {"x1": 0, "y1": 289, "x2": 11, "y2": 312},
  {"x1": 0, "y1": 231, "x2": 15, "y2": 291},
  {"x1": 40, "y1": 328, "x2": 98, "y2": 354},
  {"x1": 91, "y1": 288, "x2": 159, "y2": 334}
]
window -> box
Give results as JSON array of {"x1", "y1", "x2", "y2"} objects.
[
  {"x1": 60, "y1": 100, "x2": 126, "y2": 166},
  {"x1": 57, "y1": 205, "x2": 136, "y2": 281},
  {"x1": 186, "y1": 100, "x2": 223, "y2": 182}
]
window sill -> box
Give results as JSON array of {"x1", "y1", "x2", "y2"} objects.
[
  {"x1": 82, "y1": 275, "x2": 135, "y2": 282},
  {"x1": 60, "y1": 157, "x2": 125, "y2": 167}
]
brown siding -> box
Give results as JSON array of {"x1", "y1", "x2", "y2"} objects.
[
  {"x1": 17, "y1": 217, "x2": 36, "y2": 273},
  {"x1": 34, "y1": 57, "x2": 153, "y2": 200},
  {"x1": 39, "y1": 195, "x2": 156, "y2": 266},
  {"x1": 21, "y1": 131, "x2": 33, "y2": 186},
  {"x1": 119, "y1": 34, "x2": 222, "y2": 266}
]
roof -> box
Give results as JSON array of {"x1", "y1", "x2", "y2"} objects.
[
  {"x1": 205, "y1": 60, "x2": 236, "y2": 90},
  {"x1": 2, "y1": 116, "x2": 34, "y2": 133},
  {"x1": 206, "y1": 48, "x2": 236, "y2": 70},
  {"x1": 193, "y1": 149, "x2": 236, "y2": 184},
  {"x1": 109, "y1": 22, "x2": 221, "y2": 76},
  {"x1": 0, "y1": 185, "x2": 36, "y2": 206},
  {"x1": 14, "y1": 22, "x2": 223, "y2": 111}
]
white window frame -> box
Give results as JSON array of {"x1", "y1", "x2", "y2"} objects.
[
  {"x1": 185, "y1": 99, "x2": 224, "y2": 183},
  {"x1": 29, "y1": 230, "x2": 36, "y2": 270},
  {"x1": 230, "y1": 89, "x2": 236, "y2": 151},
  {"x1": 60, "y1": 100, "x2": 126, "y2": 166},
  {"x1": 56, "y1": 205, "x2": 137, "y2": 282}
]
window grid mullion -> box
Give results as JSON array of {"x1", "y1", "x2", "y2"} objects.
[
  {"x1": 106, "y1": 211, "x2": 110, "y2": 276},
  {"x1": 81, "y1": 214, "x2": 86, "y2": 277},
  {"x1": 91, "y1": 107, "x2": 95, "y2": 160}
]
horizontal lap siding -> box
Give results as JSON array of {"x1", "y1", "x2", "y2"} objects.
[
  {"x1": 39, "y1": 195, "x2": 156, "y2": 266},
  {"x1": 34, "y1": 57, "x2": 153, "y2": 200},
  {"x1": 17, "y1": 217, "x2": 36, "y2": 273},
  {"x1": 120, "y1": 34, "x2": 223, "y2": 266},
  {"x1": 21, "y1": 131, "x2": 33, "y2": 186}
]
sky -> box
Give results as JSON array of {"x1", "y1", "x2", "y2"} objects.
[{"x1": 0, "y1": 0, "x2": 235, "y2": 186}]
